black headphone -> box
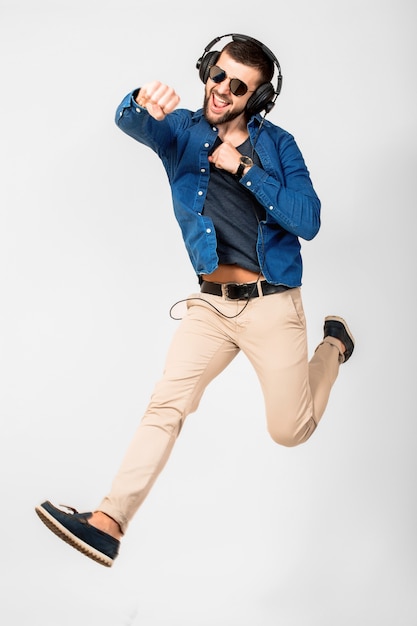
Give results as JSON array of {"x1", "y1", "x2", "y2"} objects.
[{"x1": 196, "y1": 33, "x2": 283, "y2": 116}]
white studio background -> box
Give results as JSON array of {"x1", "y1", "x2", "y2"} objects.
[{"x1": 1, "y1": 1, "x2": 416, "y2": 625}]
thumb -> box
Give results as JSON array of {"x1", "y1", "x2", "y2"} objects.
[{"x1": 146, "y1": 102, "x2": 166, "y2": 121}]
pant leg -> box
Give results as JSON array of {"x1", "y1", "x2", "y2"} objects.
[
  {"x1": 98, "y1": 295, "x2": 240, "y2": 533},
  {"x1": 238, "y1": 288, "x2": 340, "y2": 447}
]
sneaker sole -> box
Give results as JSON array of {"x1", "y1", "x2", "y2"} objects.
[{"x1": 35, "y1": 505, "x2": 114, "y2": 567}]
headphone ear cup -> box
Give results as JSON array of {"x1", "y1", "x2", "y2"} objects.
[
  {"x1": 246, "y1": 82, "x2": 276, "y2": 115},
  {"x1": 198, "y1": 50, "x2": 220, "y2": 84}
]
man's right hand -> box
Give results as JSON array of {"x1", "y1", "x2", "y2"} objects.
[{"x1": 135, "y1": 81, "x2": 180, "y2": 120}]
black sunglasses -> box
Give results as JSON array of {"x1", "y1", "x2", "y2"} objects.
[{"x1": 208, "y1": 65, "x2": 253, "y2": 97}]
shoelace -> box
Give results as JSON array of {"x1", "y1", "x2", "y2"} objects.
[{"x1": 58, "y1": 504, "x2": 79, "y2": 514}]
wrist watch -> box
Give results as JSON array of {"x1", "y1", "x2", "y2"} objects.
[{"x1": 235, "y1": 155, "x2": 253, "y2": 179}]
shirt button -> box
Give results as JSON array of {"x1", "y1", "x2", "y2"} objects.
[
  {"x1": 206, "y1": 228, "x2": 212, "y2": 234},
  {"x1": 246, "y1": 181, "x2": 252, "y2": 187},
  {"x1": 135, "y1": 108, "x2": 141, "y2": 113},
  {"x1": 204, "y1": 142, "x2": 210, "y2": 148},
  {"x1": 268, "y1": 205, "x2": 274, "y2": 210},
  {"x1": 200, "y1": 168, "x2": 206, "y2": 173},
  {"x1": 198, "y1": 191, "x2": 203, "y2": 196}
]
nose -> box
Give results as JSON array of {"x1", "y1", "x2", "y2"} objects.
[{"x1": 214, "y1": 77, "x2": 231, "y2": 95}]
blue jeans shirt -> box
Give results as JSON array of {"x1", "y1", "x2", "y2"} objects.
[{"x1": 116, "y1": 91, "x2": 321, "y2": 287}]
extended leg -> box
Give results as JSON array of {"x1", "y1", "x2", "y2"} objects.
[{"x1": 97, "y1": 296, "x2": 240, "y2": 533}]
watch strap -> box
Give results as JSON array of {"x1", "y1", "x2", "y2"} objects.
[{"x1": 235, "y1": 162, "x2": 246, "y2": 178}]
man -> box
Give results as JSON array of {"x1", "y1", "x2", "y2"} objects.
[{"x1": 35, "y1": 34, "x2": 354, "y2": 567}]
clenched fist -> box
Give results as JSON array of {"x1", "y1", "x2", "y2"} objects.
[{"x1": 135, "y1": 81, "x2": 180, "y2": 120}]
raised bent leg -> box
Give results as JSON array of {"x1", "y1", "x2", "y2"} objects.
[{"x1": 239, "y1": 288, "x2": 341, "y2": 447}]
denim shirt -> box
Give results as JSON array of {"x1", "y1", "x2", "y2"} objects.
[{"x1": 115, "y1": 91, "x2": 321, "y2": 287}]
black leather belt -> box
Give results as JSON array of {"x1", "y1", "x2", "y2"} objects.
[{"x1": 200, "y1": 280, "x2": 289, "y2": 300}]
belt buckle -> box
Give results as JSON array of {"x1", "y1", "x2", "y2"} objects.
[{"x1": 222, "y1": 283, "x2": 255, "y2": 300}]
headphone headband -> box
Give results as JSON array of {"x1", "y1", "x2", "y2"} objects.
[{"x1": 196, "y1": 33, "x2": 283, "y2": 114}]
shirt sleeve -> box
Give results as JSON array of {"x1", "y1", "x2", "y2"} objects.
[
  {"x1": 115, "y1": 89, "x2": 178, "y2": 156},
  {"x1": 239, "y1": 132, "x2": 321, "y2": 241}
]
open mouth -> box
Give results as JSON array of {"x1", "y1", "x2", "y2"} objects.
[{"x1": 211, "y1": 91, "x2": 231, "y2": 112}]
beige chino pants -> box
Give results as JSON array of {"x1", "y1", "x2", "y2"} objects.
[{"x1": 98, "y1": 287, "x2": 342, "y2": 534}]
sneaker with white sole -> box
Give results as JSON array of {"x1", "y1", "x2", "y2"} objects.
[
  {"x1": 323, "y1": 316, "x2": 355, "y2": 363},
  {"x1": 35, "y1": 501, "x2": 120, "y2": 567}
]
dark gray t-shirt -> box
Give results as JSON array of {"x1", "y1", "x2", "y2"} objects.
[{"x1": 203, "y1": 137, "x2": 265, "y2": 274}]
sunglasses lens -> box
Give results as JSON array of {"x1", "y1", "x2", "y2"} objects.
[
  {"x1": 230, "y1": 78, "x2": 247, "y2": 96},
  {"x1": 208, "y1": 66, "x2": 248, "y2": 96},
  {"x1": 209, "y1": 66, "x2": 226, "y2": 84}
]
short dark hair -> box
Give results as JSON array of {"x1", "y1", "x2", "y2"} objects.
[{"x1": 221, "y1": 39, "x2": 274, "y2": 84}]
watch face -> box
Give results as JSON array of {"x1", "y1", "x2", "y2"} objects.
[{"x1": 241, "y1": 156, "x2": 253, "y2": 166}]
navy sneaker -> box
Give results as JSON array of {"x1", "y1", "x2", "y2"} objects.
[
  {"x1": 324, "y1": 316, "x2": 355, "y2": 363},
  {"x1": 35, "y1": 501, "x2": 120, "y2": 567}
]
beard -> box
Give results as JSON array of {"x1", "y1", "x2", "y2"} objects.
[{"x1": 203, "y1": 92, "x2": 247, "y2": 125}]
